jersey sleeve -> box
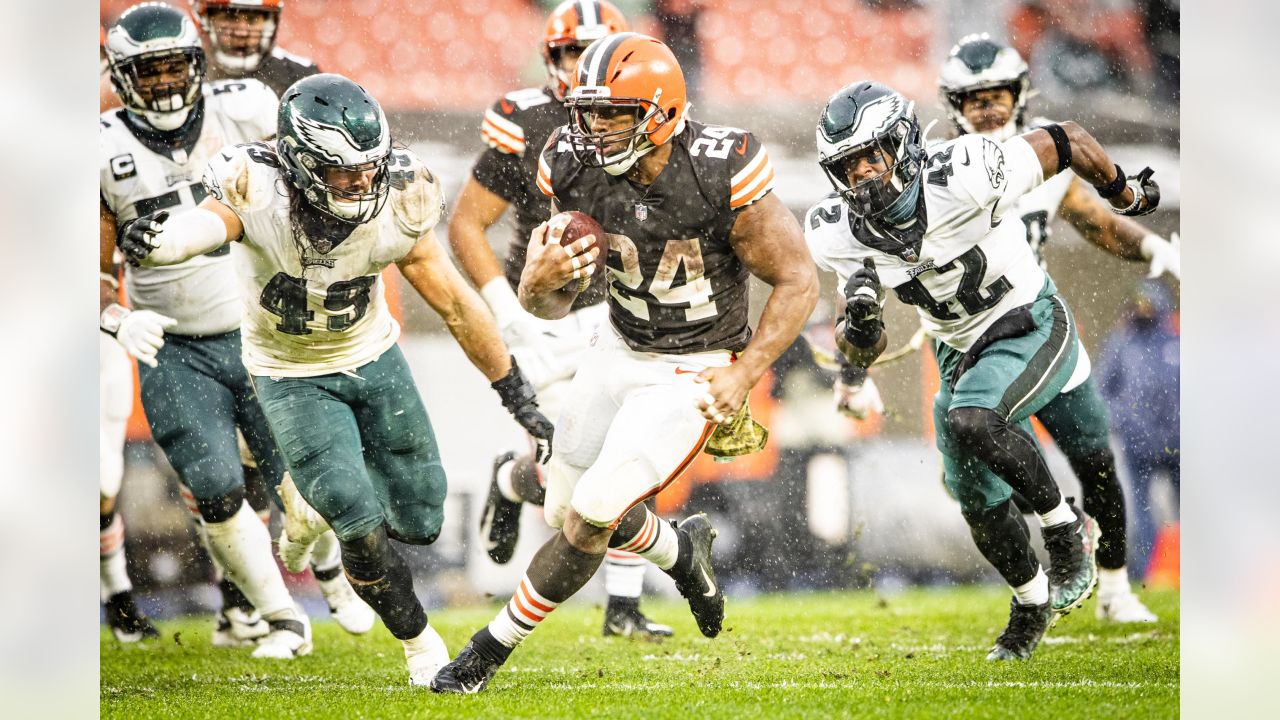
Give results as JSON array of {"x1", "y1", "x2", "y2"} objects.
[
  {"x1": 949, "y1": 134, "x2": 1045, "y2": 221},
  {"x1": 389, "y1": 149, "x2": 446, "y2": 238},
  {"x1": 480, "y1": 97, "x2": 528, "y2": 157},
  {"x1": 209, "y1": 78, "x2": 280, "y2": 141},
  {"x1": 535, "y1": 127, "x2": 563, "y2": 199},
  {"x1": 201, "y1": 143, "x2": 279, "y2": 221},
  {"x1": 726, "y1": 130, "x2": 776, "y2": 211}
]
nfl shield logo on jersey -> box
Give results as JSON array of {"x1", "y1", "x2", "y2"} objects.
[{"x1": 635, "y1": 203, "x2": 648, "y2": 221}]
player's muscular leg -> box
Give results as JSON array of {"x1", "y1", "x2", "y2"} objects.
[
  {"x1": 524, "y1": 513, "x2": 609, "y2": 603},
  {"x1": 340, "y1": 527, "x2": 428, "y2": 641},
  {"x1": 962, "y1": 498, "x2": 1040, "y2": 587},
  {"x1": 947, "y1": 406, "x2": 1062, "y2": 514}
]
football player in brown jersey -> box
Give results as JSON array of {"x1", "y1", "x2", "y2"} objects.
[
  {"x1": 432, "y1": 33, "x2": 819, "y2": 694},
  {"x1": 191, "y1": 0, "x2": 319, "y2": 98},
  {"x1": 449, "y1": 0, "x2": 675, "y2": 641}
]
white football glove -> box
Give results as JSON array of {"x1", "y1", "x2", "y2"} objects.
[
  {"x1": 1141, "y1": 232, "x2": 1180, "y2": 281},
  {"x1": 116, "y1": 309, "x2": 177, "y2": 368},
  {"x1": 481, "y1": 278, "x2": 558, "y2": 390},
  {"x1": 834, "y1": 377, "x2": 884, "y2": 420}
]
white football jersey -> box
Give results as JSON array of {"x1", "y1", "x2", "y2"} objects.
[
  {"x1": 806, "y1": 133, "x2": 1052, "y2": 352},
  {"x1": 201, "y1": 144, "x2": 445, "y2": 377},
  {"x1": 100, "y1": 79, "x2": 278, "y2": 335}
]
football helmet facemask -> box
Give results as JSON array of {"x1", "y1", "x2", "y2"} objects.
[
  {"x1": 190, "y1": 0, "x2": 283, "y2": 74},
  {"x1": 542, "y1": 0, "x2": 629, "y2": 102},
  {"x1": 106, "y1": 3, "x2": 206, "y2": 132},
  {"x1": 816, "y1": 81, "x2": 925, "y2": 226},
  {"x1": 565, "y1": 32, "x2": 688, "y2": 176},
  {"x1": 277, "y1": 74, "x2": 392, "y2": 225},
  {"x1": 938, "y1": 33, "x2": 1031, "y2": 141}
]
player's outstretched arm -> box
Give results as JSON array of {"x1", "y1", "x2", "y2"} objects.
[
  {"x1": 1058, "y1": 178, "x2": 1180, "y2": 279},
  {"x1": 1021, "y1": 121, "x2": 1158, "y2": 216},
  {"x1": 99, "y1": 201, "x2": 176, "y2": 367},
  {"x1": 698, "y1": 193, "x2": 819, "y2": 423},
  {"x1": 116, "y1": 197, "x2": 240, "y2": 268},
  {"x1": 397, "y1": 228, "x2": 513, "y2": 382}
]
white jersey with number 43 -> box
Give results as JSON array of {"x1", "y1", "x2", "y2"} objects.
[
  {"x1": 805, "y1": 133, "x2": 1053, "y2": 353},
  {"x1": 201, "y1": 144, "x2": 444, "y2": 377},
  {"x1": 100, "y1": 79, "x2": 277, "y2": 335}
]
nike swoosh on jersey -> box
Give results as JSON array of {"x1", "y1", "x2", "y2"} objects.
[
  {"x1": 961, "y1": 148, "x2": 970, "y2": 166},
  {"x1": 701, "y1": 568, "x2": 717, "y2": 597},
  {"x1": 674, "y1": 367, "x2": 700, "y2": 375},
  {"x1": 733, "y1": 135, "x2": 749, "y2": 156}
]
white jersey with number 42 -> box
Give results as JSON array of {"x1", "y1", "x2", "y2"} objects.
[
  {"x1": 201, "y1": 144, "x2": 444, "y2": 377},
  {"x1": 100, "y1": 79, "x2": 277, "y2": 335},
  {"x1": 805, "y1": 133, "x2": 1054, "y2": 353}
]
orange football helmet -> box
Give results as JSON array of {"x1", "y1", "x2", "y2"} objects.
[
  {"x1": 542, "y1": 0, "x2": 629, "y2": 101},
  {"x1": 565, "y1": 33, "x2": 688, "y2": 175},
  {"x1": 190, "y1": 0, "x2": 284, "y2": 74}
]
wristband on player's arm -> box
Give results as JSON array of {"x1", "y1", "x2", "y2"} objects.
[
  {"x1": 480, "y1": 277, "x2": 526, "y2": 329},
  {"x1": 100, "y1": 303, "x2": 130, "y2": 338},
  {"x1": 1093, "y1": 163, "x2": 1127, "y2": 199},
  {"x1": 490, "y1": 357, "x2": 538, "y2": 413},
  {"x1": 136, "y1": 207, "x2": 229, "y2": 266}
]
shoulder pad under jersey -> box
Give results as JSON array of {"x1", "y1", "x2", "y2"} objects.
[
  {"x1": 388, "y1": 148, "x2": 445, "y2": 237},
  {"x1": 202, "y1": 142, "x2": 282, "y2": 215},
  {"x1": 270, "y1": 46, "x2": 318, "y2": 70},
  {"x1": 206, "y1": 78, "x2": 278, "y2": 140}
]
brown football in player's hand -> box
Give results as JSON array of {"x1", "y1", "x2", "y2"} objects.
[{"x1": 547, "y1": 210, "x2": 608, "y2": 293}]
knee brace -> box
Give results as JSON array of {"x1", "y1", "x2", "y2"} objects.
[
  {"x1": 947, "y1": 407, "x2": 1002, "y2": 454},
  {"x1": 196, "y1": 484, "x2": 247, "y2": 524}
]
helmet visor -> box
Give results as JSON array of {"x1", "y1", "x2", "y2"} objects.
[{"x1": 820, "y1": 119, "x2": 914, "y2": 220}]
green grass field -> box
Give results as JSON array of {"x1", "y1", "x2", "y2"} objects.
[{"x1": 101, "y1": 586, "x2": 1179, "y2": 719}]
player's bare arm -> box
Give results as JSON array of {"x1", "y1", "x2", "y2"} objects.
[
  {"x1": 448, "y1": 177, "x2": 512, "y2": 288},
  {"x1": 1021, "y1": 122, "x2": 1157, "y2": 215},
  {"x1": 397, "y1": 228, "x2": 513, "y2": 381},
  {"x1": 516, "y1": 216, "x2": 599, "y2": 320},
  {"x1": 697, "y1": 192, "x2": 819, "y2": 422},
  {"x1": 100, "y1": 201, "x2": 120, "y2": 312}
]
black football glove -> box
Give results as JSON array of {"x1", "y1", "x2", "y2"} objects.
[
  {"x1": 842, "y1": 258, "x2": 885, "y2": 348},
  {"x1": 1114, "y1": 167, "x2": 1160, "y2": 217},
  {"x1": 117, "y1": 210, "x2": 169, "y2": 267},
  {"x1": 492, "y1": 358, "x2": 554, "y2": 463}
]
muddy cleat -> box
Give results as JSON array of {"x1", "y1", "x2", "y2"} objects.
[
  {"x1": 430, "y1": 628, "x2": 510, "y2": 694},
  {"x1": 317, "y1": 572, "x2": 376, "y2": 635},
  {"x1": 104, "y1": 591, "x2": 160, "y2": 643},
  {"x1": 1096, "y1": 590, "x2": 1158, "y2": 623},
  {"x1": 212, "y1": 606, "x2": 269, "y2": 648},
  {"x1": 667, "y1": 514, "x2": 724, "y2": 638},
  {"x1": 251, "y1": 606, "x2": 312, "y2": 659},
  {"x1": 1043, "y1": 505, "x2": 1100, "y2": 614},
  {"x1": 405, "y1": 625, "x2": 451, "y2": 687},
  {"x1": 277, "y1": 472, "x2": 332, "y2": 573},
  {"x1": 987, "y1": 598, "x2": 1055, "y2": 661},
  {"x1": 603, "y1": 596, "x2": 674, "y2": 639},
  {"x1": 479, "y1": 451, "x2": 523, "y2": 565}
]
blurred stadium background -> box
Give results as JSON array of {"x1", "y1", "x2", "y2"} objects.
[{"x1": 99, "y1": 0, "x2": 1180, "y2": 619}]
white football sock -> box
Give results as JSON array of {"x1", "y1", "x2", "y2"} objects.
[
  {"x1": 99, "y1": 514, "x2": 132, "y2": 600},
  {"x1": 487, "y1": 575, "x2": 561, "y2": 648},
  {"x1": 1037, "y1": 498, "x2": 1076, "y2": 528},
  {"x1": 613, "y1": 508, "x2": 680, "y2": 571},
  {"x1": 310, "y1": 529, "x2": 342, "y2": 574},
  {"x1": 1012, "y1": 567, "x2": 1050, "y2": 606},
  {"x1": 202, "y1": 500, "x2": 294, "y2": 618},
  {"x1": 495, "y1": 456, "x2": 522, "y2": 503},
  {"x1": 1097, "y1": 567, "x2": 1131, "y2": 597},
  {"x1": 603, "y1": 550, "x2": 646, "y2": 598}
]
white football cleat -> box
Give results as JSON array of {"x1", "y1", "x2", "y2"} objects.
[
  {"x1": 277, "y1": 473, "x2": 331, "y2": 573},
  {"x1": 251, "y1": 606, "x2": 313, "y2": 659},
  {"x1": 318, "y1": 572, "x2": 376, "y2": 635},
  {"x1": 405, "y1": 625, "x2": 450, "y2": 687},
  {"x1": 212, "y1": 606, "x2": 270, "y2": 647},
  {"x1": 1096, "y1": 590, "x2": 1158, "y2": 623}
]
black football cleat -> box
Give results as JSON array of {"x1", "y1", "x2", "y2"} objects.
[
  {"x1": 603, "y1": 596, "x2": 674, "y2": 639},
  {"x1": 666, "y1": 514, "x2": 724, "y2": 638},
  {"x1": 479, "y1": 451, "x2": 523, "y2": 565},
  {"x1": 104, "y1": 591, "x2": 160, "y2": 643},
  {"x1": 1043, "y1": 503, "x2": 1100, "y2": 614},
  {"x1": 987, "y1": 598, "x2": 1055, "y2": 661},
  {"x1": 430, "y1": 629, "x2": 510, "y2": 695}
]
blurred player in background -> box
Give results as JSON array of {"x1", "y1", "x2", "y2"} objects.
[
  {"x1": 190, "y1": 0, "x2": 320, "y2": 97},
  {"x1": 432, "y1": 33, "x2": 819, "y2": 693},
  {"x1": 449, "y1": 0, "x2": 674, "y2": 640},
  {"x1": 805, "y1": 80, "x2": 1160, "y2": 660},
  {"x1": 937, "y1": 33, "x2": 1173, "y2": 622},
  {"x1": 117, "y1": 73, "x2": 555, "y2": 685},
  {"x1": 99, "y1": 3, "x2": 312, "y2": 658}
]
